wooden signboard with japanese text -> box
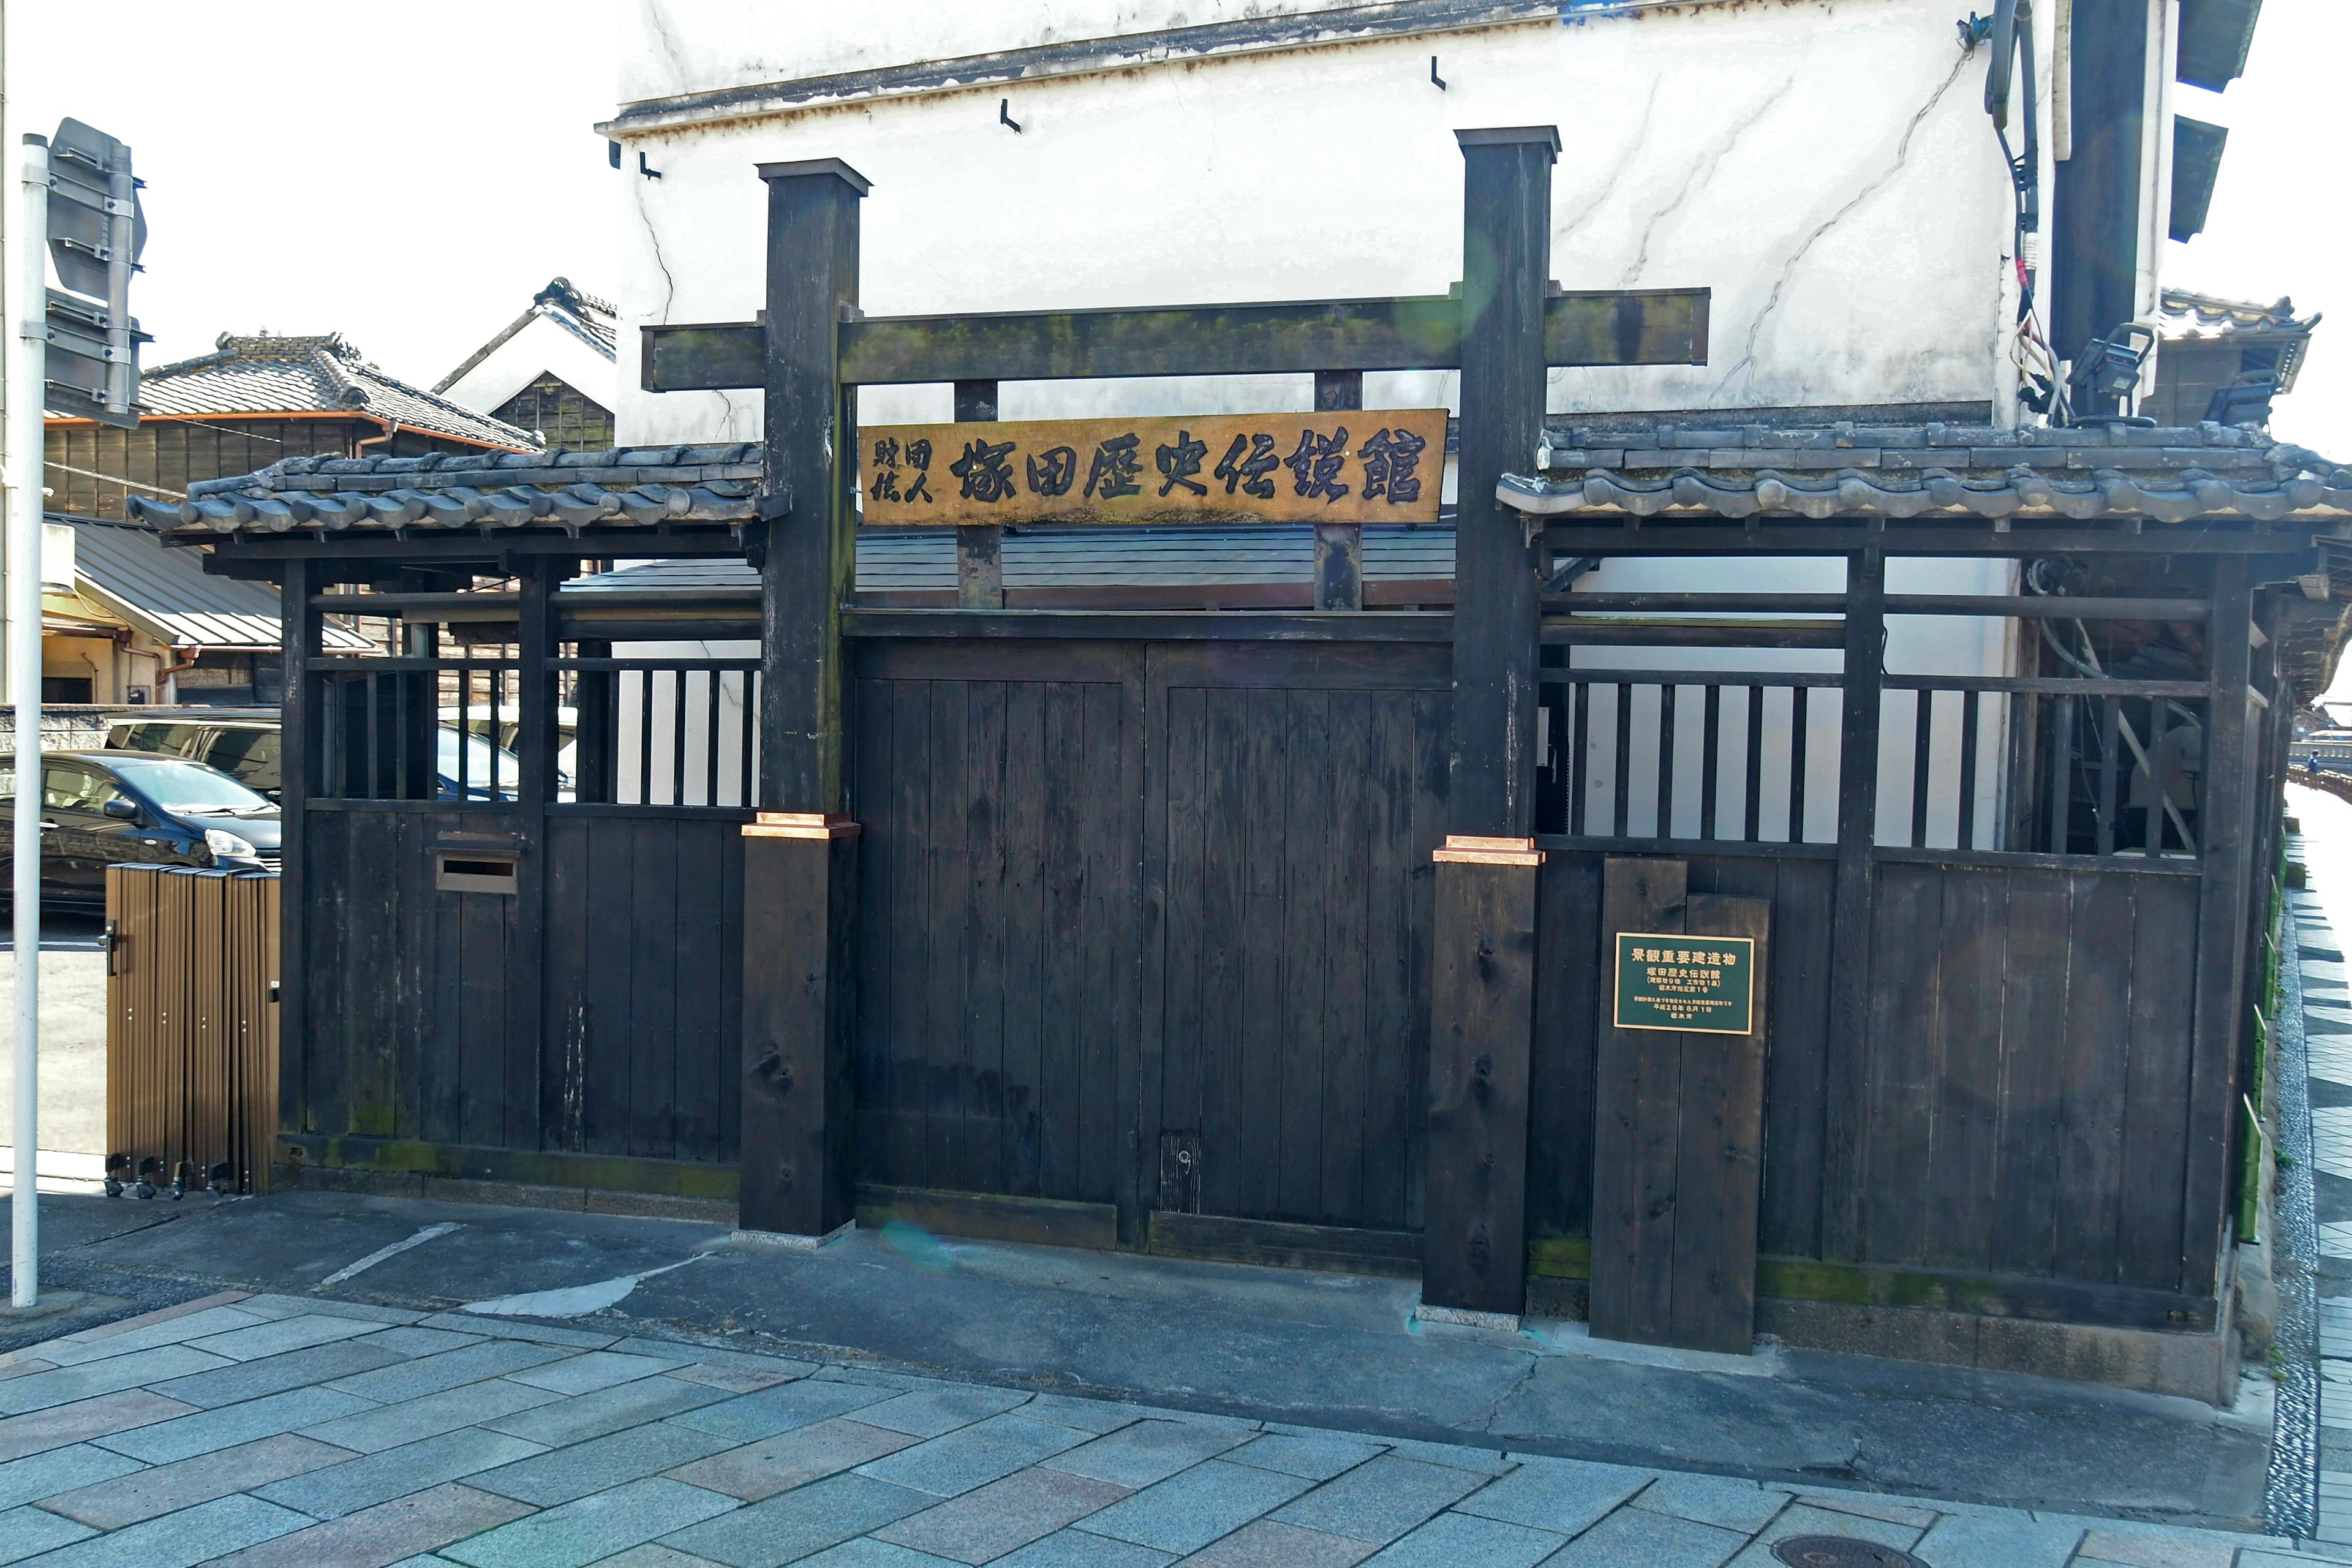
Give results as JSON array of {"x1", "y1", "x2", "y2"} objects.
[{"x1": 859, "y1": 409, "x2": 1448, "y2": 527}]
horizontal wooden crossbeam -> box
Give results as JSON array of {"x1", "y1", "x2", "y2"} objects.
[{"x1": 642, "y1": 288, "x2": 1709, "y2": 391}]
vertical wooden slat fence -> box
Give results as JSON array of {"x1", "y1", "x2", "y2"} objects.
[{"x1": 105, "y1": 865, "x2": 279, "y2": 1195}]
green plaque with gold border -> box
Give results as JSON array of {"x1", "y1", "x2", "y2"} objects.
[{"x1": 1612, "y1": 932, "x2": 1756, "y2": 1035}]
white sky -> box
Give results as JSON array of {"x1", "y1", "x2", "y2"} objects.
[
  {"x1": 10, "y1": 0, "x2": 621, "y2": 391},
  {"x1": 11, "y1": 0, "x2": 2345, "y2": 444}
]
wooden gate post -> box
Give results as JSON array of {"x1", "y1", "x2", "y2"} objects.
[
  {"x1": 1820, "y1": 546, "x2": 1884, "y2": 1261},
  {"x1": 740, "y1": 158, "x2": 868, "y2": 1239},
  {"x1": 1421, "y1": 127, "x2": 1555, "y2": 1324},
  {"x1": 2187, "y1": 552, "x2": 2255, "y2": 1294}
]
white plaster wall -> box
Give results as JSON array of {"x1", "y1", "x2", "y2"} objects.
[
  {"x1": 439, "y1": 314, "x2": 620, "y2": 425},
  {"x1": 612, "y1": 0, "x2": 2021, "y2": 444},
  {"x1": 609, "y1": 0, "x2": 2036, "y2": 842}
]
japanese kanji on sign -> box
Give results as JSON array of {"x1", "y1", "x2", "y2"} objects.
[
  {"x1": 1612, "y1": 932, "x2": 1757, "y2": 1035},
  {"x1": 858, "y1": 409, "x2": 1450, "y2": 527}
]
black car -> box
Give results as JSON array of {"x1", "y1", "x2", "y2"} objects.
[{"x1": 0, "y1": 750, "x2": 279, "y2": 911}]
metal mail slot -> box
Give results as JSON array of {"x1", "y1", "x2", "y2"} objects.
[{"x1": 435, "y1": 853, "x2": 519, "y2": 895}]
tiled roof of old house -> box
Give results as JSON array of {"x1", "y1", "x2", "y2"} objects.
[{"x1": 138, "y1": 333, "x2": 540, "y2": 451}]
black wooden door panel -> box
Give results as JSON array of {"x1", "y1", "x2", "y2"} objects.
[
  {"x1": 850, "y1": 643, "x2": 1147, "y2": 1212},
  {"x1": 1142, "y1": 644, "x2": 1449, "y2": 1232}
]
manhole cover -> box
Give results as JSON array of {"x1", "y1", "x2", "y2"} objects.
[{"x1": 1770, "y1": 1538, "x2": 1928, "y2": 1568}]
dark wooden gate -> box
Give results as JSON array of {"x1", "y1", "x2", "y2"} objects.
[{"x1": 847, "y1": 633, "x2": 1449, "y2": 1248}]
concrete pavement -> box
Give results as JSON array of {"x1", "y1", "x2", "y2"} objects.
[{"x1": 0, "y1": 1285, "x2": 2328, "y2": 1568}]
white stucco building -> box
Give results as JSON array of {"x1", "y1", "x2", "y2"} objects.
[{"x1": 589, "y1": 0, "x2": 2259, "y2": 842}]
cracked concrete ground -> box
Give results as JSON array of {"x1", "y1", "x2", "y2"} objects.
[{"x1": 0, "y1": 1183, "x2": 2278, "y2": 1538}]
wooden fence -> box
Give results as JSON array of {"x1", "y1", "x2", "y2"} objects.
[{"x1": 105, "y1": 865, "x2": 279, "y2": 1196}]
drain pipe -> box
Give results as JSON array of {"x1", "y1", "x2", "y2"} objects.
[{"x1": 353, "y1": 418, "x2": 401, "y2": 458}]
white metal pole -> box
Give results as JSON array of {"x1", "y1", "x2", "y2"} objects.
[{"x1": 8, "y1": 134, "x2": 42, "y2": 1308}]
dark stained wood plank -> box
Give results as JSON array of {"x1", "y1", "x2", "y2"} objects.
[
  {"x1": 644, "y1": 288, "x2": 1706, "y2": 390},
  {"x1": 578, "y1": 815, "x2": 635, "y2": 1155},
  {"x1": 1821, "y1": 548, "x2": 1885, "y2": 1260},
  {"x1": 739, "y1": 827, "x2": 859, "y2": 1236},
  {"x1": 431, "y1": 818, "x2": 478, "y2": 1146},
  {"x1": 1319, "y1": 691, "x2": 1374, "y2": 1225},
  {"x1": 2056, "y1": 872, "x2": 2135, "y2": 1283},
  {"x1": 885, "y1": 680, "x2": 931, "y2": 1184},
  {"x1": 1280, "y1": 690, "x2": 1333, "y2": 1221},
  {"x1": 926, "y1": 680, "x2": 970, "y2": 1189},
  {"x1": 630, "y1": 820, "x2": 683, "y2": 1159},
  {"x1": 851, "y1": 679, "x2": 896, "y2": 1186},
  {"x1": 998, "y1": 680, "x2": 1048, "y2": 1199},
  {"x1": 1668, "y1": 891, "x2": 1770, "y2": 1355},
  {"x1": 1103, "y1": 660, "x2": 1149, "y2": 1227},
  {"x1": 1754, "y1": 856, "x2": 1833, "y2": 1259},
  {"x1": 1860, "y1": 861, "x2": 1941, "y2": 1265},
  {"x1": 1154, "y1": 680, "x2": 1208, "y2": 1196},
  {"x1": 1360, "y1": 690, "x2": 1418, "y2": 1231},
  {"x1": 1447, "y1": 129, "x2": 1551, "y2": 842},
  {"x1": 671, "y1": 820, "x2": 728, "y2": 1163},
  {"x1": 1197, "y1": 688, "x2": 1248, "y2": 1218},
  {"x1": 1588, "y1": 856, "x2": 1686, "y2": 1343},
  {"x1": 1921, "y1": 868, "x2": 2008, "y2": 1272},
  {"x1": 1039, "y1": 682, "x2": 1087, "y2": 1200},
  {"x1": 1404, "y1": 688, "x2": 1450, "y2": 1229},
  {"x1": 2119, "y1": 876, "x2": 2198, "y2": 1290},
  {"x1": 1237, "y1": 688, "x2": 1289, "y2": 1219},
  {"x1": 963, "y1": 680, "x2": 1010, "y2": 1193},
  {"x1": 718, "y1": 813, "x2": 746, "y2": 1165},
  {"x1": 2187, "y1": 554, "x2": 2255, "y2": 1297},
  {"x1": 1421, "y1": 844, "x2": 1542, "y2": 1317},
  {"x1": 1991, "y1": 870, "x2": 2073, "y2": 1278},
  {"x1": 1079, "y1": 679, "x2": 1136, "y2": 1205},
  {"x1": 1529, "y1": 850, "x2": 1604, "y2": 1243}
]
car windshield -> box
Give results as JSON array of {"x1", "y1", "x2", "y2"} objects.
[
  {"x1": 109, "y1": 758, "x2": 276, "y2": 816},
  {"x1": 439, "y1": 727, "x2": 521, "y2": 794}
]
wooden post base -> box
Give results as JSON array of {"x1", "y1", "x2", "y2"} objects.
[
  {"x1": 1421, "y1": 835, "x2": 1542, "y2": 1317},
  {"x1": 739, "y1": 814, "x2": 860, "y2": 1237}
]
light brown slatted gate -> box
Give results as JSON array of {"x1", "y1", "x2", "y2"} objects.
[{"x1": 105, "y1": 865, "x2": 279, "y2": 1196}]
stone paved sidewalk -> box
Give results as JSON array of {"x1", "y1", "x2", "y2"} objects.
[{"x1": 0, "y1": 1289, "x2": 2335, "y2": 1568}]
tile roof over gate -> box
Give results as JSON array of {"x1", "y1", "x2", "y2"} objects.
[
  {"x1": 138, "y1": 334, "x2": 539, "y2": 451},
  {"x1": 127, "y1": 418, "x2": 2352, "y2": 536},
  {"x1": 1499, "y1": 418, "x2": 2352, "y2": 523}
]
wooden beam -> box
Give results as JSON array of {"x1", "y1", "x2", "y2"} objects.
[
  {"x1": 639, "y1": 287, "x2": 1709, "y2": 391},
  {"x1": 952, "y1": 380, "x2": 1006, "y2": 611},
  {"x1": 1423, "y1": 843, "x2": 1542, "y2": 1320},
  {"x1": 1449, "y1": 126, "x2": 1554, "y2": 839},
  {"x1": 1540, "y1": 524, "x2": 2324, "y2": 559},
  {"x1": 740, "y1": 157, "x2": 868, "y2": 1243},
  {"x1": 276, "y1": 557, "x2": 322, "y2": 1145},
  {"x1": 2186, "y1": 552, "x2": 2255, "y2": 1296},
  {"x1": 759, "y1": 159, "x2": 864, "y2": 812},
  {"x1": 1420, "y1": 126, "x2": 1557, "y2": 1326},
  {"x1": 842, "y1": 608, "x2": 1453, "y2": 641},
  {"x1": 513, "y1": 559, "x2": 564, "y2": 1149},
  {"x1": 1313, "y1": 371, "x2": 1365, "y2": 612},
  {"x1": 1821, "y1": 548, "x2": 1885, "y2": 1262}
]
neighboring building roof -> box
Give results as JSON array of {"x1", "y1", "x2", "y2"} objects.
[
  {"x1": 2157, "y1": 289, "x2": 2318, "y2": 344},
  {"x1": 431, "y1": 280, "x2": 621, "y2": 453},
  {"x1": 2157, "y1": 290, "x2": 2320, "y2": 396},
  {"x1": 138, "y1": 333, "x2": 540, "y2": 451},
  {"x1": 55, "y1": 513, "x2": 372, "y2": 650},
  {"x1": 1499, "y1": 418, "x2": 2352, "y2": 524},
  {"x1": 435, "y1": 278, "x2": 618, "y2": 394}
]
